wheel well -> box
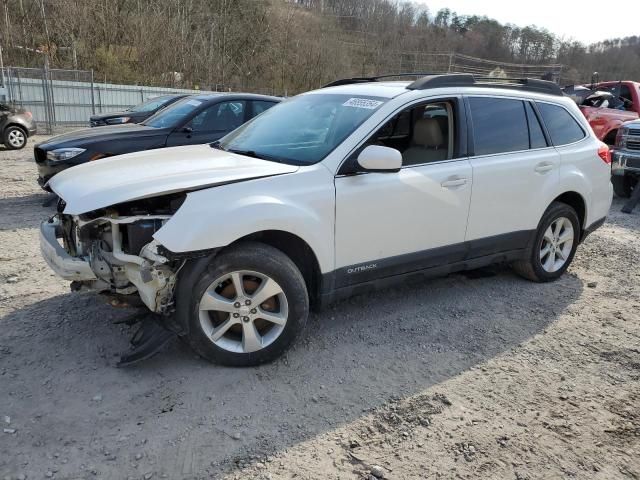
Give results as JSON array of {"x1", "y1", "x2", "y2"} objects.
[
  {"x1": 553, "y1": 192, "x2": 585, "y2": 230},
  {"x1": 4, "y1": 123, "x2": 27, "y2": 137},
  {"x1": 231, "y1": 230, "x2": 322, "y2": 308}
]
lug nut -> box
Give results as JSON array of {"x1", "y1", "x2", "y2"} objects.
[
  {"x1": 234, "y1": 302, "x2": 241, "y2": 308},
  {"x1": 250, "y1": 308, "x2": 257, "y2": 314},
  {"x1": 233, "y1": 313, "x2": 240, "y2": 318},
  {"x1": 242, "y1": 316, "x2": 250, "y2": 322},
  {"x1": 245, "y1": 300, "x2": 251, "y2": 306}
]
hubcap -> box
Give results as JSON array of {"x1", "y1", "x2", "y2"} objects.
[
  {"x1": 198, "y1": 270, "x2": 288, "y2": 354},
  {"x1": 7, "y1": 129, "x2": 25, "y2": 148},
  {"x1": 540, "y1": 217, "x2": 574, "y2": 273}
]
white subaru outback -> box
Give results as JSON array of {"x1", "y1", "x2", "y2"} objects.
[{"x1": 40, "y1": 74, "x2": 613, "y2": 366}]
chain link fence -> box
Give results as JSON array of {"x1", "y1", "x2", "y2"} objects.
[{"x1": 1, "y1": 67, "x2": 214, "y2": 134}]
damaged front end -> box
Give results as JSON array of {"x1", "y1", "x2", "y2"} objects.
[{"x1": 41, "y1": 194, "x2": 187, "y2": 316}]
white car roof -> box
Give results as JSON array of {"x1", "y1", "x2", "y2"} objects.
[
  {"x1": 306, "y1": 81, "x2": 411, "y2": 98},
  {"x1": 305, "y1": 79, "x2": 572, "y2": 106}
]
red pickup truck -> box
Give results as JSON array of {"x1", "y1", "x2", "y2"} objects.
[{"x1": 570, "y1": 81, "x2": 640, "y2": 144}]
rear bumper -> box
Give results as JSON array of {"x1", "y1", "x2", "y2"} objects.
[{"x1": 39, "y1": 219, "x2": 96, "y2": 281}]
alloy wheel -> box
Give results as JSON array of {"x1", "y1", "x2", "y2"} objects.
[
  {"x1": 539, "y1": 216, "x2": 574, "y2": 273},
  {"x1": 7, "y1": 129, "x2": 25, "y2": 148},
  {"x1": 198, "y1": 270, "x2": 288, "y2": 353}
]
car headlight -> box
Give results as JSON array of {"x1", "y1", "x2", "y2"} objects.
[
  {"x1": 105, "y1": 116, "x2": 131, "y2": 125},
  {"x1": 46, "y1": 148, "x2": 86, "y2": 162}
]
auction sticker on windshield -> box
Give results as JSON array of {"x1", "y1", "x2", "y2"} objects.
[
  {"x1": 186, "y1": 100, "x2": 203, "y2": 106},
  {"x1": 342, "y1": 98, "x2": 384, "y2": 109}
]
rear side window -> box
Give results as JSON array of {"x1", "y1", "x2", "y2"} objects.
[
  {"x1": 468, "y1": 97, "x2": 529, "y2": 155},
  {"x1": 525, "y1": 102, "x2": 547, "y2": 149},
  {"x1": 536, "y1": 103, "x2": 585, "y2": 146}
]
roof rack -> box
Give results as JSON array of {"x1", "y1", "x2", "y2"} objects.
[
  {"x1": 322, "y1": 73, "x2": 437, "y2": 88},
  {"x1": 407, "y1": 74, "x2": 563, "y2": 96},
  {"x1": 322, "y1": 73, "x2": 563, "y2": 96}
]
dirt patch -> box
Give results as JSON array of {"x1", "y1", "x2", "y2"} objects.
[{"x1": 1, "y1": 137, "x2": 639, "y2": 479}]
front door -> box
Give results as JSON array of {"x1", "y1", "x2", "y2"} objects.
[
  {"x1": 166, "y1": 100, "x2": 247, "y2": 146},
  {"x1": 334, "y1": 99, "x2": 472, "y2": 288}
]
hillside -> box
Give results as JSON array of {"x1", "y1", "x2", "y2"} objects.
[{"x1": 1, "y1": 0, "x2": 638, "y2": 94}]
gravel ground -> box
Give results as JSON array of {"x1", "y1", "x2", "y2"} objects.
[{"x1": 1, "y1": 136, "x2": 639, "y2": 480}]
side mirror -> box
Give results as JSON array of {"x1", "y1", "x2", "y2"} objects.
[
  {"x1": 182, "y1": 126, "x2": 193, "y2": 134},
  {"x1": 356, "y1": 145, "x2": 402, "y2": 172}
]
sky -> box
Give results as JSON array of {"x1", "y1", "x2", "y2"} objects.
[{"x1": 414, "y1": 0, "x2": 639, "y2": 44}]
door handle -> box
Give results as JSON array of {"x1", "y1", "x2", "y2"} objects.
[
  {"x1": 441, "y1": 177, "x2": 467, "y2": 188},
  {"x1": 534, "y1": 162, "x2": 554, "y2": 173}
]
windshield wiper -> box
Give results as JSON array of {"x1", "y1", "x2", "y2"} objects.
[
  {"x1": 226, "y1": 148, "x2": 278, "y2": 162},
  {"x1": 209, "y1": 140, "x2": 225, "y2": 150}
]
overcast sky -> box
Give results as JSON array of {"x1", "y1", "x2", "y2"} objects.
[{"x1": 414, "y1": 0, "x2": 638, "y2": 44}]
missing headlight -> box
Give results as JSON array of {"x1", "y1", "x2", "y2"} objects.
[{"x1": 124, "y1": 219, "x2": 164, "y2": 255}]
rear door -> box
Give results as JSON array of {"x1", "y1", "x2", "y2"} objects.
[{"x1": 464, "y1": 96, "x2": 561, "y2": 253}]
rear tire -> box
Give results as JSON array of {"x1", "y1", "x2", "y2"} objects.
[
  {"x1": 184, "y1": 242, "x2": 308, "y2": 366},
  {"x1": 611, "y1": 175, "x2": 636, "y2": 198},
  {"x1": 3, "y1": 126, "x2": 27, "y2": 150},
  {"x1": 513, "y1": 202, "x2": 580, "y2": 282}
]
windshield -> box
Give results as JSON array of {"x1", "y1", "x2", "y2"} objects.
[
  {"x1": 218, "y1": 93, "x2": 388, "y2": 165},
  {"x1": 143, "y1": 97, "x2": 204, "y2": 128},
  {"x1": 129, "y1": 95, "x2": 177, "y2": 113}
]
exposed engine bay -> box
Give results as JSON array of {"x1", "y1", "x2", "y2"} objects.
[{"x1": 54, "y1": 193, "x2": 186, "y2": 314}]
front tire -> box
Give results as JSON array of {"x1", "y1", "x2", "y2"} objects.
[
  {"x1": 611, "y1": 175, "x2": 636, "y2": 198},
  {"x1": 513, "y1": 202, "x2": 580, "y2": 282},
  {"x1": 3, "y1": 126, "x2": 27, "y2": 150},
  {"x1": 185, "y1": 242, "x2": 309, "y2": 366}
]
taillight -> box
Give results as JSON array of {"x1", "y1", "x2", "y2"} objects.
[{"x1": 598, "y1": 142, "x2": 611, "y2": 164}]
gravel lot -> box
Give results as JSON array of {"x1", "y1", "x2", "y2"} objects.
[{"x1": 1, "y1": 136, "x2": 639, "y2": 480}]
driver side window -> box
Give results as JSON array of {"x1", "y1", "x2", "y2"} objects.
[
  {"x1": 362, "y1": 101, "x2": 456, "y2": 167},
  {"x1": 190, "y1": 101, "x2": 246, "y2": 133}
]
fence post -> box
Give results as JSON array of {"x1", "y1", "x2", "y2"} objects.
[
  {"x1": 41, "y1": 67, "x2": 52, "y2": 134},
  {"x1": 448, "y1": 53, "x2": 454, "y2": 73},
  {"x1": 90, "y1": 69, "x2": 96, "y2": 114},
  {"x1": 47, "y1": 66, "x2": 57, "y2": 127},
  {"x1": 5, "y1": 68, "x2": 13, "y2": 103},
  {"x1": 15, "y1": 69, "x2": 23, "y2": 108},
  {"x1": 140, "y1": 88, "x2": 144, "y2": 102}
]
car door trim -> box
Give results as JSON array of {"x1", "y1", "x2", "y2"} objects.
[{"x1": 328, "y1": 229, "x2": 534, "y2": 289}]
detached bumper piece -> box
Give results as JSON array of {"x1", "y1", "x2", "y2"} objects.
[
  {"x1": 39, "y1": 219, "x2": 96, "y2": 281},
  {"x1": 116, "y1": 313, "x2": 176, "y2": 367}
]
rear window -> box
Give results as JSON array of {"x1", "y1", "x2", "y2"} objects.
[
  {"x1": 536, "y1": 103, "x2": 585, "y2": 146},
  {"x1": 469, "y1": 97, "x2": 529, "y2": 155}
]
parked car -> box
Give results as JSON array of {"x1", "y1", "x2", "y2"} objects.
[
  {"x1": 564, "y1": 81, "x2": 640, "y2": 145},
  {"x1": 611, "y1": 119, "x2": 640, "y2": 197},
  {"x1": 1, "y1": 102, "x2": 37, "y2": 150},
  {"x1": 35, "y1": 93, "x2": 280, "y2": 187},
  {"x1": 40, "y1": 74, "x2": 612, "y2": 366},
  {"x1": 89, "y1": 94, "x2": 187, "y2": 127}
]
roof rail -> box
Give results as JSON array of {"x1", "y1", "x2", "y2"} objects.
[
  {"x1": 406, "y1": 74, "x2": 563, "y2": 96},
  {"x1": 322, "y1": 73, "x2": 438, "y2": 88},
  {"x1": 322, "y1": 73, "x2": 563, "y2": 96}
]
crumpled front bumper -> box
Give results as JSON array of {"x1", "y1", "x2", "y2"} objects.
[{"x1": 39, "y1": 219, "x2": 96, "y2": 281}]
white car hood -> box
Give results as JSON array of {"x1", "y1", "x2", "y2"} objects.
[{"x1": 49, "y1": 144, "x2": 299, "y2": 215}]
